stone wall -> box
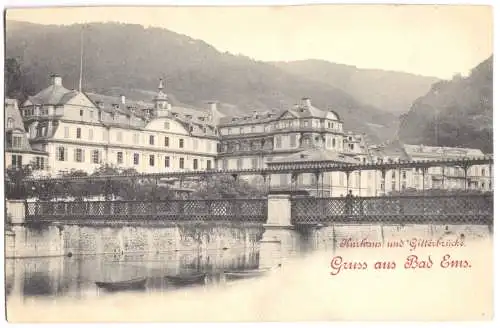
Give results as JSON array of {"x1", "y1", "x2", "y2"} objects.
[{"x1": 7, "y1": 222, "x2": 264, "y2": 258}]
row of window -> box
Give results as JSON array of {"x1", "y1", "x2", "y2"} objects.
[
  {"x1": 61, "y1": 127, "x2": 213, "y2": 151},
  {"x1": 223, "y1": 119, "x2": 342, "y2": 135},
  {"x1": 55, "y1": 146, "x2": 212, "y2": 170},
  {"x1": 10, "y1": 155, "x2": 46, "y2": 170}
]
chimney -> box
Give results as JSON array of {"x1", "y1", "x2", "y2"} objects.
[
  {"x1": 301, "y1": 97, "x2": 311, "y2": 108},
  {"x1": 51, "y1": 74, "x2": 63, "y2": 86},
  {"x1": 208, "y1": 101, "x2": 217, "y2": 112},
  {"x1": 120, "y1": 95, "x2": 126, "y2": 105}
]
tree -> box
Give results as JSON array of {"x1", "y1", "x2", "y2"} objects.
[
  {"x1": 190, "y1": 175, "x2": 266, "y2": 199},
  {"x1": 5, "y1": 164, "x2": 34, "y2": 200},
  {"x1": 4, "y1": 57, "x2": 35, "y2": 102}
]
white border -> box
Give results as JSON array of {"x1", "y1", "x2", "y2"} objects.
[{"x1": 1, "y1": 1, "x2": 498, "y2": 328}]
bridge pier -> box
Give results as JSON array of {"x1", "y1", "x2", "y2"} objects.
[{"x1": 259, "y1": 194, "x2": 301, "y2": 269}]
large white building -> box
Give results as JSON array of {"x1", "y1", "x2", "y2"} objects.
[
  {"x1": 7, "y1": 74, "x2": 492, "y2": 196},
  {"x1": 19, "y1": 75, "x2": 220, "y2": 175}
]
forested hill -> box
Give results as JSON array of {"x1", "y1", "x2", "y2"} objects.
[
  {"x1": 398, "y1": 56, "x2": 493, "y2": 153},
  {"x1": 272, "y1": 60, "x2": 439, "y2": 114},
  {"x1": 5, "y1": 21, "x2": 398, "y2": 142}
]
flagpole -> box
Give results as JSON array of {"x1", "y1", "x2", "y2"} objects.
[{"x1": 78, "y1": 25, "x2": 84, "y2": 92}]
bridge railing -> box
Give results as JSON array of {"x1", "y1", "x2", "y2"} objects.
[
  {"x1": 291, "y1": 194, "x2": 493, "y2": 225},
  {"x1": 25, "y1": 199, "x2": 268, "y2": 223}
]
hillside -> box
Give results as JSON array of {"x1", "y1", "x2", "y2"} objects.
[
  {"x1": 398, "y1": 56, "x2": 493, "y2": 153},
  {"x1": 5, "y1": 21, "x2": 398, "y2": 142},
  {"x1": 272, "y1": 60, "x2": 439, "y2": 114}
]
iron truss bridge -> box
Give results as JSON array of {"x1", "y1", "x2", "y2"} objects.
[{"x1": 23, "y1": 156, "x2": 493, "y2": 183}]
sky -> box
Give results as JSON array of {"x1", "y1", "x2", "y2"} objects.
[{"x1": 5, "y1": 5, "x2": 493, "y2": 79}]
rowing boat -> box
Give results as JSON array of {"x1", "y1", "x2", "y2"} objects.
[
  {"x1": 164, "y1": 273, "x2": 207, "y2": 286},
  {"x1": 224, "y1": 264, "x2": 281, "y2": 280},
  {"x1": 95, "y1": 277, "x2": 147, "y2": 292}
]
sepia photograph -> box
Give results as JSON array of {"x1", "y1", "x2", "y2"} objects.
[{"x1": 2, "y1": 3, "x2": 494, "y2": 323}]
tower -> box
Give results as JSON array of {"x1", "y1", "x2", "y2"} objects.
[{"x1": 153, "y1": 78, "x2": 169, "y2": 118}]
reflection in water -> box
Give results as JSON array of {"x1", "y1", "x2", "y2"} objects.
[{"x1": 5, "y1": 249, "x2": 260, "y2": 301}]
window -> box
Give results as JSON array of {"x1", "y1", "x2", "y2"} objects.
[
  {"x1": 76, "y1": 128, "x2": 81, "y2": 139},
  {"x1": 164, "y1": 136, "x2": 169, "y2": 147},
  {"x1": 402, "y1": 182, "x2": 406, "y2": 190},
  {"x1": 206, "y1": 141, "x2": 211, "y2": 152},
  {"x1": 222, "y1": 159, "x2": 228, "y2": 170},
  {"x1": 149, "y1": 135, "x2": 155, "y2": 145},
  {"x1": 392, "y1": 170, "x2": 396, "y2": 179},
  {"x1": 237, "y1": 158, "x2": 243, "y2": 169},
  {"x1": 89, "y1": 110, "x2": 94, "y2": 119},
  {"x1": 74, "y1": 149, "x2": 84, "y2": 162},
  {"x1": 64, "y1": 127, "x2": 69, "y2": 138},
  {"x1": 251, "y1": 125, "x2": 256, "y2": 133},
  {"x1": 193, "y1": 139, "x2": 198, "y2": 150},
  {"x1": 133, "y1": 153, "x2": 140, "y2": 165},
  {"x1": 12, "y1": 136, "x2": 22, "y2": 148},
  {"x1": 89, "y1": 129, "x2": 94, "y2": 140},
  {"x1": 193, "y1": 158, "x2": 198, "y2": 170},
  {"x1": 290, "y1": 135, "x2": 296, "y2": 148},
  {"x1": 164, "y1": 121, "x2": 170, "y2": 130},
  {"x1": 92, "y1": 150, "x2": 100, "y2": 164},
  {"x1": 402, "y1": 171, "x2": 407, "y2": 179},
  {"x1": 79, "y1": 109, "x2": 84, "y2": 117},
  {"x1": 7, "y1": 118, "x2": 13, "y2": 129},
  {"x1": 206, "y1": 160, "x2": 212, "y2": 170},
  {"x1": 35, "y1": 157, "x2": 45, "y2": 170},
  {"x1": 117, "y1": 152, "x2": 123, "y2": 164},
  {"x1": 251, "y1": 158, "x2": 258, "y2": 168},
  {"x1": 275, "y1": 136, "x2": 282, "y2": 148},
  {"x1": 481, "y1": 168, "x2": 486, "y2": 176},
  {"x1": 133, "y1": 133, "x2": 139, "y2": 144},
  {"x1": 57, "y1": 147, "x2": 67, "y2": 161},
  {"x1": 391, "y1": 181, "x2": 396, "y2": 191},
  {"x1": 116, "y1": 131, "x2": 122, "y2": 142},
  {"x1": 11, "y1": 155, "x2": 22, "y2": 168},
  {"x1": 149, "y1": 155, "x2": 155, "y2": 167},
  {"x1": 164, "y1": 156, "x2": 170, "y2": 168},
  {"x1": 179, "y1": 157, "x2": 185, "y2": 169},
  {"x1": 179, "y1": 139, "x2": 184, "y2": 148}
]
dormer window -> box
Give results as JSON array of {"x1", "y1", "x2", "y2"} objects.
[{"x1": 7, "y1": 118, "x2": 14, "y2": 129}]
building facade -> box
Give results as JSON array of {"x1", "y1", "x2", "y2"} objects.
[
  {"x1": 5, "y1": 99, "x2": 48, "y2": 174},
  {"x1": 18, "y1": 76, "x2": 219, "y2": 176},
  {"x1": 368, "y1": 141, "x2": 492, "y2": 194},
  {"x1": 9, "y1": 74, "x2": 492, "y2": 196}
]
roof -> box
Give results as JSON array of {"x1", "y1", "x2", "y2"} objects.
[
  {"x1": 268, "y1": 147, "x2": 360, "y2": 165},
  {"x1": 5, "y1": 99, "x2": 26, "y2": 133},
  {"x1": 369, "y1": 140, "x2": 411, "y2": 161},
  {"x1": 5, "y1": 99, "x2": 34, "y2": 152},
  {"x1": 219, "y1": 100, "x2": 342, "y2": 126},
  {"x1": 403, "y1": 144, "x2": 484, "y2": 159}
]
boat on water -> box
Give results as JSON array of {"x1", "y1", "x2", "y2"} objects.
[
  {"x1": 95, "y1": 277, "x2": 147, "y2": 292},
  {"x1": 164, "y1": 273, "x2": 207, "y2": 286},
  {"x1": 224, "y1": 264, "x2": 281, "y2": 280}
]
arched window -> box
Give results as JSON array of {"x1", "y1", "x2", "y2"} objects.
[{"x1": 7, "y1": 118, "x2": 14, "y2": 129}]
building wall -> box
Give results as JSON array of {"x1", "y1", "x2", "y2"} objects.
[{"x1": 29, "y1": 115, "x2": 218, "y2": 175}]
